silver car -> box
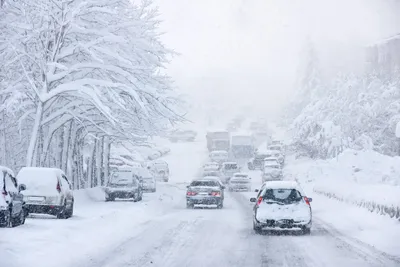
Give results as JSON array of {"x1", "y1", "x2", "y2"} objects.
[{"x1": 228, "y1": 173, "x2": 251, "y2": 192}]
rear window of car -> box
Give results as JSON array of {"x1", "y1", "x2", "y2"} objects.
[
  {"x1": 262, "y1": 189, "x2": 302, "y2": 203},
  {"x1": 190, "y1": 180, "x2": 219, "y2": 187},
  {"x1": 110, "y1": 171, "x2": 136, "y2": 184}
]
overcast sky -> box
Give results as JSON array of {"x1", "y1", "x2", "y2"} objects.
[{"x1": 154, "y1": 0, "x2": 400, "y2": 123}]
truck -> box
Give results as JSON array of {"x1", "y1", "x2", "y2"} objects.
[
  {"x1": 231, "y1": 134, "x2": 255, "y2": 158},
  {"x1": 206, "y1": 131, "x2": 230, "y2": 152}
]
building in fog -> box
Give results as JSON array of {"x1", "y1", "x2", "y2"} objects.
[{"x1": 366, "y1": 33, "x2": 400, "y2": 76}]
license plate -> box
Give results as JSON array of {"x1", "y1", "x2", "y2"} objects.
[
  {"x1": 29, "y1": 196, "x2": 45, "y2": 202},
  {"x1": 199, "y1": 192, "x2": 208, "y2": 195}
]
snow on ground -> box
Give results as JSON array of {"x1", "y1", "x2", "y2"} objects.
[{"x1": 1, "y1": 138, "x2": 400, "y2": 267}]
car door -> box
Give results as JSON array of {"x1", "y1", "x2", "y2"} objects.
[
  {"x1": 5, "y1": 173, "x2": 23, "y2": 216},
  {"x1": 61, "y1": 175, "x2": 73, "y2": 205}
]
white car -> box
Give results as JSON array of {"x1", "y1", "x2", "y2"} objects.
[
  {"x1": 228, "y1": 173, "x2": 251, "y2": 192},
  {"x1": 142, "y1": 175, "x2": 156, "y2": 193},
  {"x1": 17, "y1": 167, "x2": 74, "y2": 219},
  {"x1": 148, "y1": 160, "x2": 169, "y2": 182},
  {"x1": 262, "y1": 162, "x2": 282, "y2": 182},
  {"x1": 220, "y1": 162, "x2": 240, "y2": 183},
  {"x1": 250, "y1": 181, "x2": 312, "y2": 234},
  {"x1": 203, "y1": 162, "x2": 220, "y2": 171}
]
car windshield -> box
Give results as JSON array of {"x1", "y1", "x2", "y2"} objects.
[
  {"x1": 263, "y1": 189, "x2": 302, "y2": 204},
  {"x1": 190, "y1": 180, "x2": 219, "y2": 187},
  {"x1": 224, "y1": 164, "x2": 238, "y2": 170},
  {"x1": 109, "y1": 171, "x2": 136, "y2": 185}
]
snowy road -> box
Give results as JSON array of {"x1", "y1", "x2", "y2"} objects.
[{"x1": 1, "y1": 141, "x2": 399, "y2": 267}]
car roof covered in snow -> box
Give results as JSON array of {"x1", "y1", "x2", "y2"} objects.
[
  {"x1": 233, "y1": 173, "x2": 248, "y2": 177},
  {"x1": 264, "y1": 157, "x2": 278, "y2": 160},
  {"x1": 17, "y1": 167, "x2": 64, "y2": 178},
  {"x1": 263, "y1": 181, "x2": 300, "y2": 190},
  {"x1": 210, "y1": 150, "x2": 228, "y2": 154},
  {"x1": 222, "y1": 161, "x2": 237, "y2": 165},
  {"x1": 0, "y1": 166, "x2": 15, "y2": 177}
]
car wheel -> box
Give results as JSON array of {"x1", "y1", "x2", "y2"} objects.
[
  {"x1": 66, "y1": 201, "x2": 74, "y2": 218},
  {"x1": 217, "y1": 201, "x2": 223, "y2": 209},
  {"x1": 18, "y1": 209, "x2": 25, "y2": 225},
  {"x1": 253, "y1": 221, "x2": 262, "y2": 234},
  {"x1": 57, "y1": 202, "x2": 67, "y2": 219},
  {"x1": 302, "y1": 227, "x2": 311, "y2": 235},
  {"x1": 186, "y1": 202, "x2": 194, "y2": 209},
  {"x1": 138, "y1": 191, "x2": 143, "y2": 201}
]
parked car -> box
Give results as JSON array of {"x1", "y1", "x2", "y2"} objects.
[
  {"x1": 250, "y1": 181, "x2": 312, "y2": 235},
  {"x1": 17, "y1": 167, "x2": 74, "y2": 219},
  {"x1": 220, "y1": 162, "x2": 240, "y2": 183},
  {"x1": 105, "y1": 168, "x2": 143, "y2": 201},
  {"x1": 228, "y1": 173, "x2": 251, "y2": 192},
  {"x1": 141, "y1": 171, "x2": 156, "y2": 193},
  {"x1": 186, "y1": 179, "x2": 225, "y2": 209},
  {"x1": 0, "y1": 166, "x2": 26, "y2": 227}
]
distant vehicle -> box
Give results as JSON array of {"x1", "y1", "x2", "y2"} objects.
[
  {"x1": 105, "y1": 168, "x2": 143, "y2": 201},
  {"x1": 206, "y1": 131, "x2": 230, "y2": 152},
  {"x1": 220, "y1": 162, "x2": 240, "y2": 183},
  {"x1": 141, "y1": 171, "x2": 156, "y2": 193},
  {"x1": 209, "y1": 150, "x2": 229, "y2": 163},
  {"x1": 149, "y1": 160, "x2": 169, "y2": 182},
  {"x1": 186, "y1": 179, "x2": 225, "y2": 209},
  {"x1": 270, "y1": 140, "x2": 284, "y2": 146},
  {"x1": 228, "y1": 173, "x2": 251, "y2": 192},
  {"x1": 203, "y1": 162, "x2": 220, "y2": 171},
  {"x1": 231, "y1": 134, "x2": 255, "y2": 158},
  {"x1": 250, "y1": 181, "x2": 312, "y2": 235},
  {"x1": 0, "y1": 166, "x2": 26, "y2": 227},
  {"x1": 17, "y1": 167, "x2": 74, "y2": 219},
  {"x1": 263, "y1": 157, "x2": 280, "y2": 166},
  {"x1": 248, "y1": 153, "x2": 270, "y2": 170},
  {"x1": 169, "y1": 130, "x2": 197, "y2": 142},
  {"x1": 261, "y1": 149, "x2": 285, "y2": 166},
  {"x1": 262, "y1": 162, "x2": 282, "y2": 183},
  {"x1": 267, "y1": 145, "x2": 285, "y2": 156}
]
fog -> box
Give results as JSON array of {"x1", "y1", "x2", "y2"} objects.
[{"x1": 155, "y1": 0, "x2": 400, "y2": 124}]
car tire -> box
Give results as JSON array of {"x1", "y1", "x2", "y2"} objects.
[
  {"x1": 253, "y1": 222, "x2": 262, "y2": 234},
  {"x1": 186, "y1": 203, "x2": 194, "y2": 209},
  {"x1": 217, "y1": 201, "x2": 223, "y2": 209},
  {"x1": 105, "y1": 196, "x2": 114, "y2": 202},
  {"x1": 138, "y1": 191, "x2": 143, "y2": 201},
  {"x1": 302, "y1": 227, "x2": 311, "y2": 235},
  {"x1": 66, "y1": 201, "x2": 74, "y2": 218},
  {"x1": 57, "y1": 202, "x2": 67, "y2": 219},
  {"x1": 14, "y1": 209, "x2": 25, "y2": 226},
  {"x1": 248, "y1": 164, "x2": 255, "y2": 170}
]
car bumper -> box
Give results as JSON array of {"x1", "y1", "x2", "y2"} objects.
[
  {"x1": 187, "y1": 196, "x2": 222, "y2": 205},
  {"x1": 106, "y1": 190, "x2": 137, "y2": 199},
  {"x1": 25, "y1": 204, "x2": 63, "y2": 215},
  {"x1": 254, "y1": 217, "x2": 312, "y2": 230}
]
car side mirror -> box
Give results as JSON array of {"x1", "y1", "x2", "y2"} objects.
[
  {"x1": 18, "y1": 184, "x2": 26, "y2": 192},
  {"x1": 254, "y1": 189, "x2": 259, "y2": 192},
  {"x1": 186, "y1": 185, "x2": 190, "y2": 188},
  {"x1": 221, "y1": 186, "x2": 226, "y2": 189},
  {"x1": 307, "y1": 197, "x2": 313, "y2": 202},
  {"x1": 250, "y1": 197, "x2": 257, "y2": 203}
]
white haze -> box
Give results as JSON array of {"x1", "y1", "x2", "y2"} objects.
[{"x1": 155, "y1": 0, "x2": 400, "y2": 124}]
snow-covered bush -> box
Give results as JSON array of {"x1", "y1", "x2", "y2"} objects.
[{"x1": 0, "y1": 0, "x2": 182, "y2": 188}]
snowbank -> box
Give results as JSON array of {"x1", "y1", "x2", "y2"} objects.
[{"x1": 285, "y1": 149, "x2": 400, "y2": 221}]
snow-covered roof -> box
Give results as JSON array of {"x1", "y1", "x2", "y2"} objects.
[
  {"x1": 263, "y1": 181, "x2": 300, "y2": 190},
  {"x1": 17, "y1": 167, "x2": 64, "y2": 178},
  {"x1": 210, "y1": 150, "x2": 228, "y2": 154},
  {"x1": 0, "y1": 166, "x2": 15, "y2": 177},
  {"x1": 222, "y1": 161, "x2": 238, "y2": 165},
  {"x1": 368, "y1": 33, "x2": 400, "y2": 47}
]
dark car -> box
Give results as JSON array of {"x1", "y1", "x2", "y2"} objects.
[
  {"x1": 105, "y1": 169, "x2": 143, "y2": 202},
  {"x1": 0, "y1": 166, "x2": 26, "y2": 227},
  {"x1": 248, "y1": 154, "x2": 268, "y2": 170},
  {"x1": 186, "y1": 179, "x2": 225, "y2": 209}
]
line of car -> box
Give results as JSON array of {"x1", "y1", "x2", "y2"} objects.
[{"x1": 0, "y1": 159, "x2": 170, "y2": 228}]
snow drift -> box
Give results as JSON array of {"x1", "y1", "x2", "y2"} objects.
[{"x1": 286, "y1": 149, "x2": 400, "y2": 220}]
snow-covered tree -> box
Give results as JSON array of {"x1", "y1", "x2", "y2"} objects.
[{"x1": 0, "y1": 0, "x2": 183, "y2": 187}]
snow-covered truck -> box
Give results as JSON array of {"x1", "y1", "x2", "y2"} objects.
[
  {"x1": 206, "y1": 131, "x2": 230, "y2": 152},
  {"x1": 231, "y1": 134, "x2": 255, "y2": 158}
]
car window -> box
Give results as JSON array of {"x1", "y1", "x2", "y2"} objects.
[
  {"x1": 262, "y1": 189, "x2": 302, "y2": 204},
  {"x1": 224, "y1": 164, "x2": 238, "y2": 170},
  {"x1": 61, "y1": 175, "x2": 72, "y2": 190},
  {"x1": 190, "y1": 180, "x2": 219, "y2": 187},
  {"x1": 5, "y1": 173, "x2": 18, "y2": 193}
]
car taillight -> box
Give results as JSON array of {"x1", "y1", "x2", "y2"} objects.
[
  {"x1": 186, "y1": 191, "x2": 197, "y2": 196},
  {"x1": 210, "y1": 191, "x2": 221, "y2": 196},
  {"x1": 1, "y1": 190, "x2": 7, "y2": 196},
  {"x1": 56, "y1": 181, "x2": 61, "y2": 193},
  {"x1": 257, "y1": 196, "x2": 263, "y2": 206},
  {"x1": 304, "y1": 197, "x2": 310, "y2": 205}
]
